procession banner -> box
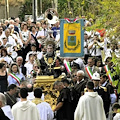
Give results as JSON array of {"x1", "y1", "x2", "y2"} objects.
[{"x1": 60, "y1": 18, "x2": 84, "y2": 57}]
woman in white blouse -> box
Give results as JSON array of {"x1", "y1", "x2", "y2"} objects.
[{"x1": 19, "y1": 22, "x2": 31, "y2": 64}]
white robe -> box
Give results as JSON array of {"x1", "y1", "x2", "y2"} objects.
[
  {"x1": 74, "y1": 92, "x2": 106, "y2": 120},
  {"x1": 113, "y1": 113, "x2": 120, "y2": 120},
  {"x1": 12, "y1": 100, "x2": 40, "y2": 120},
  {"x1": 37, "y1": 102, "x2": 54, "y2": 120}
]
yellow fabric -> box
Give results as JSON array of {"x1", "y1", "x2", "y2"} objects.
[
  {"x1": 63, "y1": 23, "x2": 81, "y2": 53},
  {"x1": 32, "y1": 98, "x2": 43, "y2": 105}
]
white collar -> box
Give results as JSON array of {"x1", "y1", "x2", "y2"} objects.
[
  {"x1": 77, "y1": 79, "x2": 84, "y2": 84},
  {"x1": 101, "y1": 81, "x2": 107, "y2": 87}
]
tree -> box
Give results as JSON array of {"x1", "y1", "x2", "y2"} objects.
[{"x1": 18, "y1": 0, "x2": 52, "y2": 21}]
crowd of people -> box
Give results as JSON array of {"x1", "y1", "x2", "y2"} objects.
[{"x1": 0, "y1": 16, "x2": 120, "y2": 120}]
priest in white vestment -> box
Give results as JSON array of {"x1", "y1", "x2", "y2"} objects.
[{"x1": 74, "y1": 81, "x2": 106, "y2": 120}]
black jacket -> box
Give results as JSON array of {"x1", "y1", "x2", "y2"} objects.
[{"x1": 0, "y1": 108, "x2": 10, "y2": 120}]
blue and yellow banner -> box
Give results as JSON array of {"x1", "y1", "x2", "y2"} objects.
[{"x1": 60, "y1": 18, "x2": 84, "y2": 57}]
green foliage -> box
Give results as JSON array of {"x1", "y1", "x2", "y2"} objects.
[
  {"x1": 18, "y1": 0, "x2": 120, "y2": 33},
  {"x1": 57, "y1": 0, "x2": 68, "y2": 18},
  {"x1": 111, "y1": 57, "x2": 120, "y2": 93},
  {"x1": 18, "y1": 0, "x2": 52, "y2": 21},
  {"x1": 18, "y1": 0, "x2": 32, "y2": 21},
  {"x1": 117, "y1": 82, "x2": 120, "y2": 94},
  {"x1": 42, "y1": 0, "x2": 52, "y2": 13}
]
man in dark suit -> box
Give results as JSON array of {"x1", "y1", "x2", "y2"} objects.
[
  {"x1": 74, "y1": 70, "x2": 87, "y2": 103},
  {"x1": 85, "y1": 57, "x2": 100, "y2": 80},
  {"x1": 0, "y1": 108, "x2": 10, "y2": 120},
  {"x1": 16, "y1": 56, "x2": 26, "y2": 76}
]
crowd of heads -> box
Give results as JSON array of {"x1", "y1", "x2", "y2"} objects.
[{"x1": 0, "y1": 15, "x2": 119, "y2": 119}]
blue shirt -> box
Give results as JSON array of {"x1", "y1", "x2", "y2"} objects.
[
  {"x1": 8, "y1": 72, "x2": 25, "y2": 86},
  {"x1": 51, "y1": 26, "x2": 60, "y2": 38}
]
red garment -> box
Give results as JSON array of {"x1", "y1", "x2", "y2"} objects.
[{"x1": 96, "y1": 29, "x2": 106, "y2": 37}]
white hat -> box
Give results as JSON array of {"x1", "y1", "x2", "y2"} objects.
[
  {"x1": 92, "y1": 71, "x2": 100, "y2": 81},
  {"x1": 74, "y1": 58, "x2": 83, "y2": 65}
]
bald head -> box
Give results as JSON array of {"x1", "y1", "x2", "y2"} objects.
[
  {"x1": 15, "y1": 17, "x2": 20, "y2": 23},
  {"x1": 0, "y1": 93, "x2": 6, "y2": 107},
  {"x1": 16, "y1": 56, "x2": 23, "y2": 61},
  {"x1": 77, "y1": 70, "x2": 84, "y2": 76},
  {"x1": 9, "y1": 19, "x2": 14, "y2": 25},
  {"x1": 5, "y1": 29, "x2": 10, "y2": 37},
  {"x1": 16, "y1": 56, "x2": 23, "y2": 66}
]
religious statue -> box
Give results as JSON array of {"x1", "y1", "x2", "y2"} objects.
[{"x1": 40, "y1": 39, "x2": 63, "y2": 78}]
